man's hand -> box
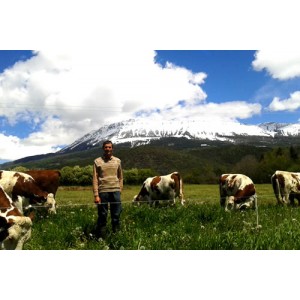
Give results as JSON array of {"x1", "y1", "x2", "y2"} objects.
[{"x1": 94, "y1": 195, "x2": 101, "y2": 204}]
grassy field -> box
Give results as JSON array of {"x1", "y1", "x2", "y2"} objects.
[{"x1": 23, "y1": 184, "x2": 300, "y2": 250}]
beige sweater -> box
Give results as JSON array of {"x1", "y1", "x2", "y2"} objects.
[{"x1": 93, "y1": 156, "x2": 123, "y2": 196}]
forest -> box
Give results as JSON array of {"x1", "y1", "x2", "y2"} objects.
[{"x1": 8, "y1": 144, "x2": 300, "y2": 185}]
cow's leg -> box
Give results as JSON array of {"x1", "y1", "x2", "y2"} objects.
[
  {"x1": 282, "y1": 193, "x2": 289, "y2": 204},
  {"x1": 179, "y1": 193, "x2": 185, "y2": 205},
  {"x1": 169, "y1": 190, "x2": 176, "y2": 206},
  {"x1": 277, "y1": 186, "x2": 288, "y2": 205},
  {"x1": 289, "y1": 193, "x2": 296, "y2": 207},
  {"x1": 149, "y1": 198, "x2": 156, "y2": 207},
  {"x1": 169, "y1": 198, "x2": 175, "y2": 206},
  {"x1": 145, "y1": 196, "x2": 155, "y2": 207},
  {"x1": 239, "y1": 194, "x2": 257, "y2": 210},
  {"x1": 274, "y1": 195, "x2": 281, "y2": 205},
  {"x1": 150, "y1": 200, "x2": 159, "y2": 207},
  {"x1": 238, "y1": 198, "x2": 250, "y2": 210},
  {"x1": 178, "y1": 192, "x2": 185, "y2": 205}
]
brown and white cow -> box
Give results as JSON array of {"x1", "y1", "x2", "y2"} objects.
[
  {"x1": 23, "y1": 170, "x2": 60, "y2": 212},
  {"x1": 24, "y1": 170, "x2": 61, "y2": 197},
  {"x1": 0, "y1": 170, "x2": 56, "y2": 214},
  {"x1": 0, "y1": 185, "x2": 34, "y2": 250},
  {"x1": 219, "y1": 174, "x2": 257, "y2": 211},
  {"x1": 271, "y1": 170, "x2": 300, "y2": 205},
  {"x1": 132, "y1": 172, "x2": 185, "y2": 206}
]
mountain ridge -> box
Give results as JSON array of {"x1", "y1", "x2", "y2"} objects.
[
  {"x1": 2, "y1": 119, "x2": 300, "y2": 169},
  {"x1": 58, "y1": 119, "x2": 300, "y2": 153}
]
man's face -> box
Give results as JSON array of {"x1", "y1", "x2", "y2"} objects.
[{"x1": 103, "y1": 143, "x2": 113, "y2": 157}]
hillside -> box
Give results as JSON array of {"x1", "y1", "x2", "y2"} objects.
[
  {"x1": 2, "y1": 118, "x2": 300, "y2": 171},
  {"x1": 0, "y1": 138, "x2": 272, "y2": 176}
]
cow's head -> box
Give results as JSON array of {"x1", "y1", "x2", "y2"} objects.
[
  {"x1": 132, "y1": 194, "x2": 141, "y2": 205},
  {"x1": 132, "y1": 183, "x2": 149, "y2": 205},
  {"x1": 225, "y1": 196, "x2": 235, "y2": 211},
  {"x1": 45, "y1": 193, "x2": 56, "y2": 214},
  {"x1": 31, "y1": 192, "x2": 56, "y2": 214},
  {"x1": 0, "y1": 213, "x2": 33, "y2": 250}
]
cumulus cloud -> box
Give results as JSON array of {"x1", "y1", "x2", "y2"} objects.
[
  {"x1": 268, "y1": 91, "x2": 300, "y2": 111},
  {"x1": 252, "y1": 50, "x2": 300, "y2": 80},
  {"x1": 0, "y1": 50, "x2": 261, "y2": 161},
  {"x1": 147, "y1": 101, "x2": 262, "y2": 123},
  {"x1": 0, "y1": 132, "x2": 61, "y2": 162}
]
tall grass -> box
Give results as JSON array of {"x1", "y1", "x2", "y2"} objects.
[{"x1": 23, "y1": 184, "x2": 300, "y2": 250}]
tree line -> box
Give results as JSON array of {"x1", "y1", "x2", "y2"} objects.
[{"x1": 11, "y1": 146, "x2": 300, "y2": 185}]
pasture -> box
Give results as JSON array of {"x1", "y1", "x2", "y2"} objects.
[{"x1": 23, "y1": 184, "x2": 300, "y2": 250}]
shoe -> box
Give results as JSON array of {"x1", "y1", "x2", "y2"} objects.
[
  {"x1": 112, "y1": 225, "x2": 120, "y2": 233},
  {"x1": 95, "y1": 226, "x2": 107, "y2": 239}
]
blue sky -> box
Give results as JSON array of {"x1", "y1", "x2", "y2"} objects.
[
  {"x1": 1, "y1": 49, "x2": 300, "y2": 161},
  {"x1": 156, "y1": 50, "x2": 300, "y2": 124},
  {"x1": 2, "y1": 0, "x2": 299, "y2": 295}
]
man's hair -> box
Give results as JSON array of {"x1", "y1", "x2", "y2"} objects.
[{"x1": 102, "y1": 140, "x2": 113, "y2": 148}]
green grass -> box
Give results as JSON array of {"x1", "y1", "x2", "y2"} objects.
[{"x1": 23, "y1": 184, "x2": 300, "y2": 250}]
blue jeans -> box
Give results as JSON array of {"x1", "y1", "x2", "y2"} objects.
[{"x1": 97, "y1": 191, "x2": 122, "y2": 232}]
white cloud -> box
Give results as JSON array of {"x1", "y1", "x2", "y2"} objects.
[
  {"x1": 190, "y1": 102, "x2": 262, "y2": 120},
  {"x1": 268, "y1": 91, "x2": 300, "y2": 111},
  {"x1": 0, "y1": 50, "x2": 261, "y2": 161},
  {"x1": 252, "y1": 50, "x2": 300, "y2": 80},
  {"x1": 0, "y1": 133, "x2": 61, "y2": 162}
]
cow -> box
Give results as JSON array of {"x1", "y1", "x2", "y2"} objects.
[
  {"x1": 0, "y1": 170, "x2": 56, "y2": 214},
  {"x1": 0, "y1": 185, "x2": 34, "y2": 250},
  {"x1": 271, "y1": 170, "x2": 300, "y2": 206},
  {"x1": 132, "y1": 172, "x2": 185, "y2": 206},
  {"x1": 219, "y1": 174, "x2": 257, "y2": 211},
  {"x1": 24, "y1": 170, "x2": 61, "y2": 197},
  {"x1": 23, "y1": 170, "x2": 60, "y2": 212}
]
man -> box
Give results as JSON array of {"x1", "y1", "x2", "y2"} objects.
[{"x1": 93, "y1": 140, "x2": 123, "y2": 238}]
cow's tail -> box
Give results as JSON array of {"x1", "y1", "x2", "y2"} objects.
[
  {"x1": 175, "y1": 172, "x2": 185, "y2": 205},
  {"x1": 271, "y1": 173, "x2": 281, "y2": 205}
]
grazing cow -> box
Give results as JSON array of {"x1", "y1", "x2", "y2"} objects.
[
  {"x1": 23, "y1": 170, "x2": 60, "y2": 212},
  {"x1": 219, "y1": 174, "x2": 257, "y2": 211},
  {"x1": 271, "y1": 170, "x2": 300, "y2": 205},
  {"x1": 0, "y1": 170, "x2": 56, "y2": 214},
  {"x1": 24, "y1": 170, "x2": 61, "y2": 197},
  {"x1": 0, "y1": 185, "x2": 34, "y2": 250},
  {"x1": 132, "y1": 172, "x2": 185, "y2": 206}
]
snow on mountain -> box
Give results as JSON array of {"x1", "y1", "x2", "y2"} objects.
[
  {"x1": 258, "y1": 122, "x2": 300, "y2": 136},
  {"x1": 59, "y1": 119, "x2": 300, "y2": 153}
]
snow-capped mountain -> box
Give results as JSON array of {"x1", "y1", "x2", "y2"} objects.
[
  {"x1": 59, "y1": 119, "x2": 300, "y2": 153},
  {"x1": 258, "y1": 122, "x2": 300, "y2": 136}
]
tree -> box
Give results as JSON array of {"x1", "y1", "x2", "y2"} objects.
[
  {"x1": 290, "y1": 146, "x2": 298, "y2": 160},
  {"x1": 12, "y1": 166, "x2": 28, "y2": 172},
  {"x1": 232, "y1": 155, "x2": 259, "y2": 181}
]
